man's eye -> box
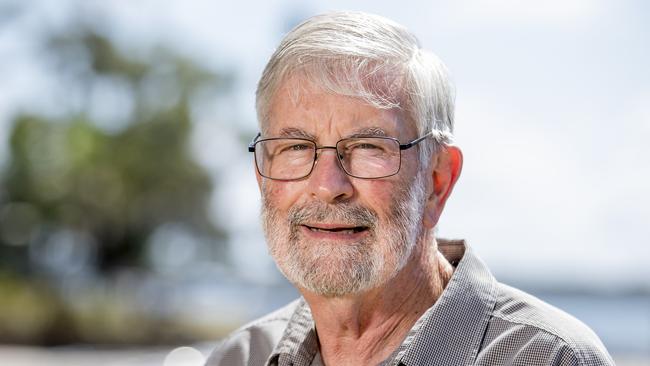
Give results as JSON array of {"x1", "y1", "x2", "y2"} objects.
[
  {"x1": 361, "y1": 143, "x2": 380, "y2": 149},
  {"x1": 281, "y1": 143, "x2": 311, "y2": 152},
  {"x1": 352, "y1": 143, "x2": 381, "y2": 150},
  {"x1": 291, "y1": 144, "x2": 311, "y2": 151}
]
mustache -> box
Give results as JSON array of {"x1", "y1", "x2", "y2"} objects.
[{"x1": 288, "y1": 201, "x2": 378, "y2": 228}]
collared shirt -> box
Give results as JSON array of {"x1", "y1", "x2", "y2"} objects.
[{"x1": 206, "y1": 240, "x2": 614, "y2": 366}]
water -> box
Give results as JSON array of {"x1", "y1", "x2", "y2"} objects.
[{"x1": 534, "y1": 292, "x2": 650, "y2": 357}]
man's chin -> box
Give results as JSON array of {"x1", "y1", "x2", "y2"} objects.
[
  {"x1": 277, "y1": 259, "x2": 376, "y2": 297},
  {"x1": 295, "y1": 280, "x2": 370, "y2": 298},
  {"x1": 284, "y1": 257, "x2": 404, "y2": 299}
]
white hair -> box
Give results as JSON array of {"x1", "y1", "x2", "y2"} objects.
[{"x1": 256, "y1": 11, "x2": 456, "y2": 164}]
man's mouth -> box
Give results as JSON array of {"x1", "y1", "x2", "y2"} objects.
[{"x1": 302, "y1": 224, "x2": 369, "y2": 234}]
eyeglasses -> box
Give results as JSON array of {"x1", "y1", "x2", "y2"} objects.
[{"x1": 248, "y1": 132, "x2": 433, "y2": 180}]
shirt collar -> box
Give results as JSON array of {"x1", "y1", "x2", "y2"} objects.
[
  {"x1": 266, "y1": 240, "x2": 498, "y2": 366},
  {"x1": 396, "y1": 240, "x2": 498, "y2": 365},
  {"x1": 267, "y1": 297, "x2": 318, "y2": 366}
]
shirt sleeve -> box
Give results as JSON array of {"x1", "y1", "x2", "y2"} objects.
[
  {"x1": 476, "y1": 318, "x2": 615, "y2": 366},
  {"x1": 205, "y1": 300, "x2": 300, "y2": 366},
  {"x1": 205, "y1": 326, "x2": 275, "y2": 366},
  {"x1": 205, "y1": 318, "x2": 290, "y2": 366}
]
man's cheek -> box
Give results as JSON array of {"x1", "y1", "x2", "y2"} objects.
[
  {"x1": 264, "y1": 181, "x2": 295, "y2": 198},
  {"x1": 261, "y1": 182, "x2": 285, "y2": 205},
  {"x1": 360, "y1": 180, "x2": 397, "y2": 209}
]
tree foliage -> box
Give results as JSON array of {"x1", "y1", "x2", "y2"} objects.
[{"x1": 0, "y1": 24, "x2": 230, "y2": 344}]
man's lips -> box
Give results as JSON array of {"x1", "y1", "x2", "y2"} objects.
[{"x1": 301, "y1": 224, "x2": 369, "y2": 234}]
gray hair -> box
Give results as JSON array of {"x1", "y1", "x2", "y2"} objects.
[{"x1": 256, "y1": 11, "x2": 455, "y2": 164}]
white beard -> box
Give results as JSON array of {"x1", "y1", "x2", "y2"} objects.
[{"x1": 261, "y1": 172, "x2": 427, "y2": 297}]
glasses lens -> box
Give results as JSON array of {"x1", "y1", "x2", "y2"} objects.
[
  {"x1": 255, "y1": 139, "x2": 316, "y2": 180},
  {"x1": 337, "y1": 137, "x2": 400, "y2": 178}
]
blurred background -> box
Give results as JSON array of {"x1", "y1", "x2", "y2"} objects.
[{"x1": 0, "y1": 0, "x2": 648, "y2": 365}]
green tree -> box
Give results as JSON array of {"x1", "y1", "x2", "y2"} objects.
[
  {"x1": 1, "y1": 26, "x2": 228, "y2": 272},
  {"x1": 1, "y1": 29, "x2": 227, "y2": 273},
  {"x1": 0, "y1": 24, "x2": 231, "y2": 344}
]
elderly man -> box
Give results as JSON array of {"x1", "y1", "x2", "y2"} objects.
[{"x1": 207, "y1": 11, "x2": 613, "y2": 366}]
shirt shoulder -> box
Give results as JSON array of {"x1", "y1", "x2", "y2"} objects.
[
  {"x1": 478, "y1": 283, "x2": 615, "y2": 366},
  {"x1": 205, "y1": 299, "x2": 300, "y2": 366}
]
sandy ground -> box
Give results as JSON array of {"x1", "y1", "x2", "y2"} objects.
[{"x1": 0, "y1": 345, "x2": 647, "y2": 365}]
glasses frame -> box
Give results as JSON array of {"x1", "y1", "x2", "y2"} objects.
[{"x1": 248, "y1": 131, "x2": 433, "y2": 181}]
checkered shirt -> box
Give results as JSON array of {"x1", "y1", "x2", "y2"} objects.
[{"x1": 206, "y1": 240, "x2": 615, "y2": 366}]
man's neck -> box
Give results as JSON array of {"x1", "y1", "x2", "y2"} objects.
[{"x1": 301, "y1": 238, "x2": 454, "y2": 366}]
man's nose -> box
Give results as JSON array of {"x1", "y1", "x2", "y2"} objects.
[{"x1": 308, "y1": 149, "x2": 354, "y2": 203}]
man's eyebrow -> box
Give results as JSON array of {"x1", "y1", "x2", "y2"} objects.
[
  {"x1": 276, "y1": 127, "x2": 315, "y2": 139},
  {"x1": 347, "y1": 127, "x2": 388, "y2": 138},
  {"x1": 273, "y1": 126, "x2": 388, "y2": 139}
]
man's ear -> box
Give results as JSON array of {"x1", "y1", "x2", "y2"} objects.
[{"x1": 422, "y1": 145, "x2": 463, "y2": 229}]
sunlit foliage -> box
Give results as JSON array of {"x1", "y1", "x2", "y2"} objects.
[{"x1": 0, "y1": 24, "x2": 230, "y2": 344}]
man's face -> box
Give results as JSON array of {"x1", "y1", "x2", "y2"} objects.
[{"x1": 258, "y1": 78, "x2": 429, "y2": 297}]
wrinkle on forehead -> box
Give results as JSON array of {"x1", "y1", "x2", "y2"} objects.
[
  {"x1": 268, "y1": 71, "x2": 399, "y2": 112},
  {"x1": 272, "y1": 126, "x2": 390, "y2": 140},
  {"x1": 265, "y1": 76, "x2": 415, "y2": 140}
]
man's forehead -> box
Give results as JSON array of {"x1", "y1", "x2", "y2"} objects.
[
  {"x1": 263, "y1": 78, "x2": 414, "y2": 139},
  {"x1": 263, "y1": 112, "x2": 406, "y2": 140}
]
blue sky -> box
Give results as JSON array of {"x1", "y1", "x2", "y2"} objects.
[{"x1": 1, "y1": 0, "x2": 648, "y2": 289}]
